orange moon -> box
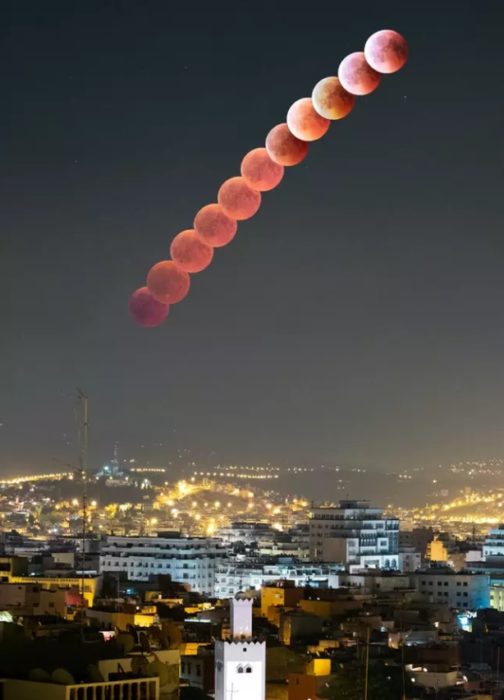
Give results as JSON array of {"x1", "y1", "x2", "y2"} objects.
[
  {"x1": 146, "y1": 260, "x2": 190, "y2": 304},
  {"x1": 193, "y1": 204, "x2": 237, "y2": 248},
  {"x1": 218, "y1": 177, "x2": 262, "y2": 220},
  {"x1": 240, "y1": 147, "x2": 284, "y2": 192},
  {"x1": 128, "y1": 287, "x2": 169, "y2": 327},
  {"x1": 312, "y1": 77, "x2": 355, "y2": 120},
  {"x1": 364, "y1": 29, "x2": 408, "y2": 74},
  {"x1": 286, "y1": 97, "x2": 330, "y2": 141},
  {"x1": 170, "y1": 229, "x2": 214, "y2": 273},
  {"x1": 338, "y1": 51, "x2": 381, "y2": 96},
  {"x1": 265, "y1": 123, "x2": 309, "y2": 166}
]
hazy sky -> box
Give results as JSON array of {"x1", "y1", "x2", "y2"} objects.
[{"x1": 1, "y1": 0, "x2": 503, "y2": 475}]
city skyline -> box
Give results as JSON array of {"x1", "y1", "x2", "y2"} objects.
[{"x1": 2, "y1": 1, "x2": 504, "y2": 478}]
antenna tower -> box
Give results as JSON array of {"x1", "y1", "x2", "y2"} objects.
[{"x1": 76, "y1": 388, "x2": 89, "y2": 603}]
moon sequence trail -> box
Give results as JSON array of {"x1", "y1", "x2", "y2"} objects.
[{"x1": 129, "y1": 28, "x2": 409, "y2": 328}]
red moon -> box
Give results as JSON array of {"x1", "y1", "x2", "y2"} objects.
[
  {"x1": 170, "y1": 229, "x2": 214, "y2": 273},
  {"x1": 193, "y1": 204, "x2": 237, "y2": 248},
  {"x1": 286, "y1": 97, "x2": 330, "y2": 141},
  {"x1": 128, "y1": 286, "x2": 169, "y2": 328},
  {"x1": 265, "y1": 123, "x2": 309, "y2": 166},
  {"x1": 240, "y1": 148, "x2": 284, "y2": 192},
  {"x1": 364, "y1": 29, "x2": 408, "y2": 74},
  {"x1": 338, "y1": 51, "x2": 381, "y2": 96},
  {"x1": 312, "y1": 77, "x2": 355, "y2": 120},
  {"x1": 146, "y1": 260, "x2": 190, "y2": 304},
  {"x1": 218, "y1": 176, "x2": 262, "y2": 220}
]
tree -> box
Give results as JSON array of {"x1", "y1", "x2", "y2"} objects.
[{"x1": 319, "y1": 661, "x2": 406, "y2": 700}]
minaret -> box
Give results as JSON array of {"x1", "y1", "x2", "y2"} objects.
[{"x1": 215, "y1": 598, "x2": 266, "y2": 700}]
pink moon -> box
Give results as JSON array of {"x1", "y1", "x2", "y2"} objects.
[
  {"x1": 218, "y1": 177, "x2": 262, "y2": 221},
  {"x1": 128, "y1": 287, "x2": 169, "y2": 327},
  {"x1": 241, "y1": 148, "x2": 284, "y2": 191},
  {"x1": 146, "y1": 260, "x2": 191, "y2": 304},
  {"x1": 338, "y1": 51, "x2": 381, "y2": 96},
  {"x1": 193, "y1": 204, "x2": 238, "y2": 248},
  {"x1": 364, "y1": 29, "x2": 408, "y2": 74},
  {"x1": 170, "y1": 229, "x2": 214, "y2": 273},
  {"x1": 286, "y1": 97, "x2": 330, "y2": 142}
]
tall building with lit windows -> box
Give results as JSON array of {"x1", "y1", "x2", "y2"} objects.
[
  {"x1": 483, "y1": 525, "x2": 504, "y2": 559},
  {"x1": 309, "y1": 500, "x2": 399, "y2": 570}
]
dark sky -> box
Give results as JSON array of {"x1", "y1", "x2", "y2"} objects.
[{"x1": 1, "y1": 0, "x2": 503, "y2": 476}]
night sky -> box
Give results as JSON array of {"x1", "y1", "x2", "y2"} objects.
[{"x1": 1, "y1": 1, "x2": 503, "y2": 475}]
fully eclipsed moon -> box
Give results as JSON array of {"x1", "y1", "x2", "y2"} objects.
[
  {"x1": 193, "y1": 204, "x2": 238, "y2": 248},
  {"x1": 129, "y1": 287, "x2": 169, "y2": 327},
  {"x1": 170, "y1": 229, "x2": 214, "y2": 273},
  {"x1": 146, "y1": 260, "x2": 191, "y2": 304}
]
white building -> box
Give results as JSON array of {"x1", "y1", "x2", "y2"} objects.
[
  {"x1": 483, "y1": 526, "x2": 504, "y2": 559},
  {"x1": 218, "y1": 522, "x2": 310, "y2": 560},
  {"x1": 215, "y1": 561, "x2": 343, "y2": 598},
  {"x1": 309, "y1": 500, "x2": 400, "y2": 569},
  {"x1": 413, "y1": 569, "x2": 490, "y2": 610},
  {"x1": 99, "y1": 534, "x2": 226, "y2": 595},
  {"x1": 215, "y1": 598, "x2": 265, "y2": 700}
]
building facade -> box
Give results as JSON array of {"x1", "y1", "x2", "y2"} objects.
[
  {"x1": 215, "y1": 561, "x2": 343, "y2": 598},
  {"x1": 99, "y1": 534, "x2": 227, "y2": 594},
  {"x1": 413, "y1": 569, "x2": 490, "y2": 610},
  {"x1": 483, "y1": 526, "x2": 504, "y2": 559},
  {"x1": 309, "y1": 500, "x2": 399, "y2": 569}
]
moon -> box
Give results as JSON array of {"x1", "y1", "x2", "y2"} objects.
[
  {"x1": 286, "y1": 97, "x2": 330, "y2": 141},
  {"x1": 146, "y1": 260, "x2": 191, "y2": 304},
  {"x1": 265, "y1": 123, "x2": 309, "y2": 166},
  {"x1": 364, "y1": 29, "x2": 408, "y2": 74},
  {"x1": 128, "y1": 287, "x2": 169, "y2": 327},
  {"x1": 193, "y1": 204, "x2": 238, "y2": 248},
  {"x1": 170, "y1": 229, "x2": 214, "y2": 273},
  {"x1": 312, "y1": 77, "x2": 355, "y2": 120},
  {"x1": 241, "y1": 148, "x2": 284, "y2": 191},
  {"x1": 338, "y1": 52, "x2": 381, "y2": 96},
  {"x1": 218, "y1": 176, "x2": 262, "y2": 220}
]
